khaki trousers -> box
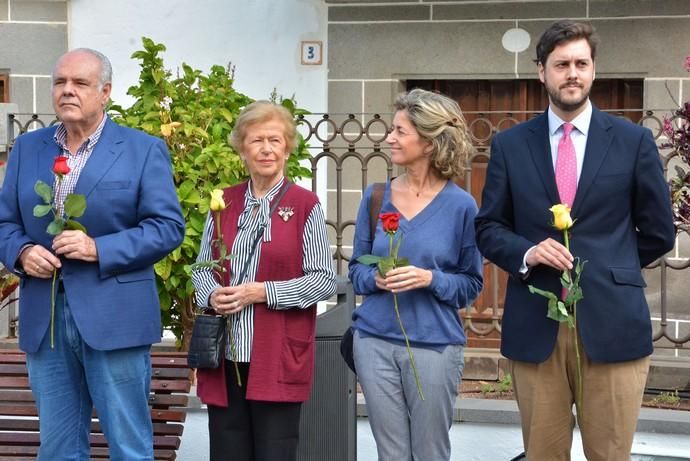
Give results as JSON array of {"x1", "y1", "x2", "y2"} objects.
[{"x1": 509, "y1": 323, "x2": 650, "y2": 461}]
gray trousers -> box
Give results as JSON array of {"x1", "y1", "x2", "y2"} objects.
[{"x1": 354, "y1": 330, "x2": 464, "y2": 461}]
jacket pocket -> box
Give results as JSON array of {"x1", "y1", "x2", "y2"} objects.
[
  {"x1": 610, "y1": 267, "x2": 646, "y2": 287},
  {"x1": 278, "y1": 335, "x2": 314, "y2": 385},
  {"x1": 97, "y1": 180, "x2": 132, "y2": 190},
  {"x1": 116, "y1": 268, "x2": 154, "y2": 283}
]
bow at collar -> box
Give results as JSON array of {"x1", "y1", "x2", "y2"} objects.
[{"x1": 237, "y1": 190, "x2": 273, "y2": 242}]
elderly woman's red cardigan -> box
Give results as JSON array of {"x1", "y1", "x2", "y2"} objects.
[{"x1": 196, "y1": 181, "x2": 319, "y2": 406}]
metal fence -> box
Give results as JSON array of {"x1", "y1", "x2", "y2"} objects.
[{"x1": 5, "y1": 109, "x2": 689, "y2": 353}]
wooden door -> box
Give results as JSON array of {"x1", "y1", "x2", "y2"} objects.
[
  {"x1": 0, "y1": 74, "x2": 8, "y2": 103},
  {"x1": 407, "y1": 79, "x2": 643, "y2": 347}
]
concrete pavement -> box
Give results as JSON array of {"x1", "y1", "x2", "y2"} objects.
[{"x1": 178, "y1": 395, "x2": 690, "y2": 460}]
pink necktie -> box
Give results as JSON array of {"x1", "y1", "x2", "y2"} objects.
[{"x1": 555, "y1": 122, "x2": 577, "y2": 207}]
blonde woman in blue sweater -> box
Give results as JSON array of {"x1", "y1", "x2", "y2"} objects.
[{"x1": 349, "y1": 89, "x2": 483, "y2": 461}]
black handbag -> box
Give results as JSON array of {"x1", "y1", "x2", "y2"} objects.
[
  {"x1": 340, "y1": 326, "x2": 356, "y2": 374},
  {"x1": 188, "y1": 313, "x2": 227, "y2": 369},
  {"x1": 339, "y1": 182, "x2": 385, "y2": 374},
  {"x1": 188, "y1": 181, "x2": 292, "y2": 369}
]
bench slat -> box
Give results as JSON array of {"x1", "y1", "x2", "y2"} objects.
[
  {"x1": 0, "y1": 419, "x2": 184, "y2": 436},
  {"x1": 0, "y1": 350, "x2": 190, "y2": 461},
  {"x1": 0, "y1": 447, "x2": 177, "y2": 461}
]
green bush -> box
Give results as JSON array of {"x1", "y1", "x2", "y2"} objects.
[{"x1": 110, "y1": 38, "x2": 312, "y2": 348}]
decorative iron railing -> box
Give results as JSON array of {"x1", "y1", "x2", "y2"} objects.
[{"x1": 5, "y1": 109, "x2": 689, "y2": 353}]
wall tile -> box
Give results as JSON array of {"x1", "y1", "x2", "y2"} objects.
[
  {"x1": 432, "y1": 1, "x2": 584, "y2": 21},
  {"x1": 329, "y1": 5, "x2": 430, "y2": 22},
  {"x1": 329, "y1": 22, "x2": 515, "y2": 79},
  {"x1": 9, "y1": 76, "x2": 33, "y2": 113},
  {"x1": 10, "y1": 0, "x2": 67, "y2": 22},
  {"x1": 0, "y1": 23, "x2": 66, "y2": 74},
  {"x1": 590, "y1": 0, "x2": 690, "y2": 17},
  {"x1": 328, "y1": 81, "x2": 363, "y2": 114}
]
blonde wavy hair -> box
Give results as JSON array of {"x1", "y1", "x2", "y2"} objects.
[
  {"x1": 229, "y1": 101, "x2": 298, "y2": 154},
  {"x1": 393, "y1": 89, "x2": 473, "y2": 179}
]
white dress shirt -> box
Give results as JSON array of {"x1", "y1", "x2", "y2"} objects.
[{"x1": 520, "y1": 100, "x2": 592, "y2": 274}]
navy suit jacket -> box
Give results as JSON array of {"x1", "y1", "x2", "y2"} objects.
[
  {"x1": 0, "y1": 118, "x2": 185, "y2": 352},
  {"x1": 475, "y1": 107, "x2": 675, "y2": 363}
]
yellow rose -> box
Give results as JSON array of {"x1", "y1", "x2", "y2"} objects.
[
  {"x1": 550, "y1": 204, "x2": 573, "y2": 230},
  {"x1": 209, "y1": 189, "x2": 226, "y2": 211},
  {"x1": 160, "y1": 122, "x2": 181, "y2": 137}
]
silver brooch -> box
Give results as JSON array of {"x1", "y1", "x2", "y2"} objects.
[{"x1": 278, "y1": 206, "x2": 294, "y2": 222}]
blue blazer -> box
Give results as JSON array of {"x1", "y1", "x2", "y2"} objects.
[
  {"x1": 0, "y1": 118, "x2": 185, "y2": 352},
  {"x1": 475, "y1": 107, "x2": 675, "y2": 363}
]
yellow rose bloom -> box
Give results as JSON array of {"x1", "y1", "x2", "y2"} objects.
[
  {"x1": 160, "y1": 123, "x2": 172, "y2": 137},
  {"x1": 550, "y1": 204, "x2": 573, "y2": 230},
  {"x1": 209, "y1": 189, "x2": 226, "y2": 211}
]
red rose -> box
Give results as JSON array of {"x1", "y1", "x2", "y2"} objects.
[
  {"x1": 52, "y1": 156, "x2": 70, "y2": 176},
  {"x1": 379, "y1": 212, "x2": 400, "y2": 234}
]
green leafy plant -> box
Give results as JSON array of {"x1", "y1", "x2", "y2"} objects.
[
  {"x1": 0, "y1": 266, "x2": 19, "y2": 310},
  {"x1": 480, "y1": 382, "x2": 494, "y2": 395},
  {"x1": 650, "y1": 390, "x2": 681, "y2": 407},
  {"x1": 496, "y1": 373, "x2": 512, "y2": 393},
  {"x1": 109, "y1": 37, "x2": 312, "y2": 348},
  {"x1": 478, "y1": 374, "x2": 512, "y2": 395}
]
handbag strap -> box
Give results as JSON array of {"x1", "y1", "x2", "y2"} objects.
[
  {"x1": 236, "y1": 180, "x2": 292, "y2": 283},
  {"x1": 369, "y1": 182, "x2": 385, "y2": 240}
]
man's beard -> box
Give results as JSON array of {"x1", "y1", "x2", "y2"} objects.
[{"x1": 546, "y1": 79, "x2": 591, "y2": 113}]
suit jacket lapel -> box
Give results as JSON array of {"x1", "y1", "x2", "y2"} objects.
[
  {"x1": 73, "y1": 118, "x2": 124, "y2": 199},
  {"x1": 571, "y1": 108, "x2": 613, "y2": 216},
  {"x1": 36, "y1": 131, "x2": 60, "y2": 188},
  {"x1": 526, "y1": 113, "x2": 561, "y2": 206}
]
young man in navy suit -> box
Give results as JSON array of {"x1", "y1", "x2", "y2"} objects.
[
  {"x1": 476, "y1": 20, "x2": 675, "y2": 460},
  {"x1": 0, "y1": 49, "x2": 185, "y2": 459}
]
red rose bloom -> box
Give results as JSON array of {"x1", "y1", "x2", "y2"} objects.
[
  {"x1": 52, "y1": 156, "x2": 70, "y2": 176},
  {"x1": 379, "y1": 212, "x2": 400, "y2": 234}
]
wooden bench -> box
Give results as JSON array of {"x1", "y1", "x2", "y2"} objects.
[{"x1": 0, "y1": 350, "x2": 192, "y2": 461}]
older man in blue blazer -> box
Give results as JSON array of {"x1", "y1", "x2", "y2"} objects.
[
  {"x1": 475, "y1": 21, "x2": 675, "y2": 461},
  {"x1": 0, "y1": 49, "x2": 184, "y2": 460}
]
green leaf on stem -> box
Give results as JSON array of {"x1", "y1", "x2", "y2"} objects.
[
  {"x1": 34, "y1": 180, "x2": 53, "y2": 204},
  {"x1": 357, "y1": 254, "x2": 382, "y2": 266},
  {"x1": 396, "y1": 257, "x2": 410, "y2": 267},
  {"x1": 377, "y1": 256, "x2": 397, "y2": 276},
  {"x1": 527, "y1": 284, "x2": 558, "y2": 301},
  {"x1": 547, "y1": 299, "x2": 571, "y2": 323},
  {"x1": 46, "y1": 218, "x2": 65, "y2": 236},
  {"x1": 64, "y1": 194, "x2": 87, "y2": 218},
  {"x1": 64, "y1": 219, "x2": 87, "y2": 233},
  {"x1": 529, "y1": 285, "x2": 571, "y2": 323},
  {"x1": 33, "y1": 204, "x2": 53, "y2": 217},
  {"x1": 574, "y1": 259, "x2": 587, "y2": 279}
]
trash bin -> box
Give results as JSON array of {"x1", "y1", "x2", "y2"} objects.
[{"x1": 297, "y1": 277, "x2": 357, "y2": 461}]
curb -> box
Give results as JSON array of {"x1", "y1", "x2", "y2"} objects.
[{"x1": 356, "y1": 393, "x2": 690, "y2": 435}]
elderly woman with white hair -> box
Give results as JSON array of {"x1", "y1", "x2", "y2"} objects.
[{"x1": 192, "y1": 100, "x2": 336, "y2": 461}]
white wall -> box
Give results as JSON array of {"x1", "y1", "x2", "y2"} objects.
[
  {"x1": 67, "y1": 0, "x2": 329, "y2": 198},
  {"x1": 68, "y1": 0, "x2": 328, "y2": 113}
]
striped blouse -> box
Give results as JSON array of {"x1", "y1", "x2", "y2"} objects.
[{"x1": 191, "y1": 178, "x2": 336, "y2": 362}]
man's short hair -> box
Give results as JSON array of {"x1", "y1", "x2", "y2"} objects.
[
  {"x1": 54, "y1": 48, "x2": 113, "y2": 90},
  {"x1": 534, "y1": 20, "x2": 599, "y2": 65}
]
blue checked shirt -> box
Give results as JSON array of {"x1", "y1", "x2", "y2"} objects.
[{"x1": 52, "y1": 114, "x2": 107, "y2": 212}]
